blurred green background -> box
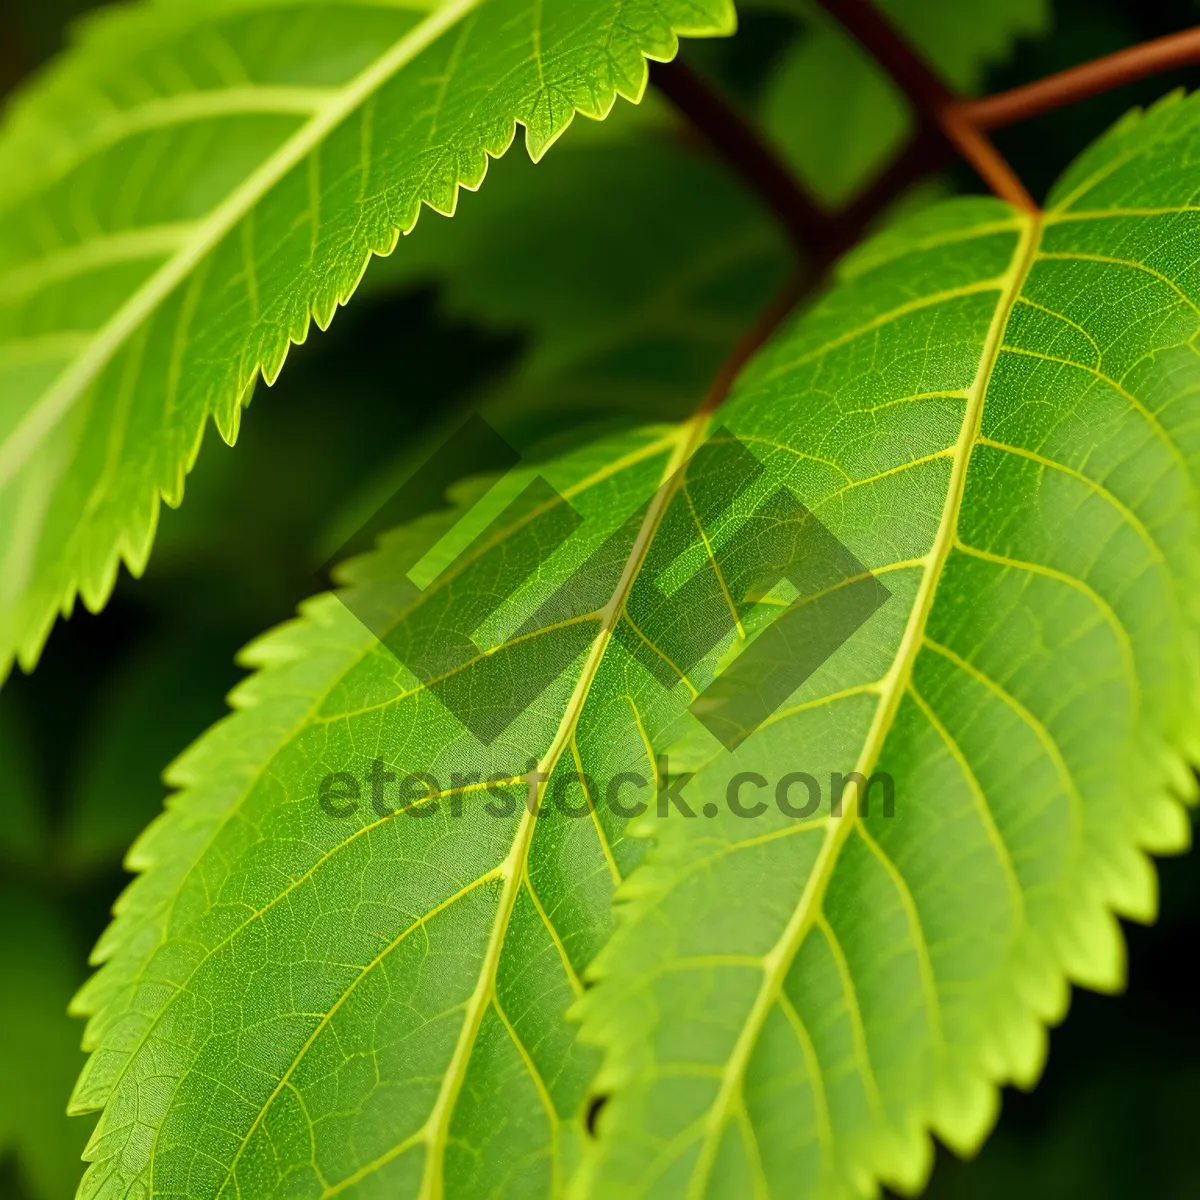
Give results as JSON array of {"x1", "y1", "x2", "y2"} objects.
[{"x1": 0, "y1": 0, "x2": 1197, "y2": 1196}]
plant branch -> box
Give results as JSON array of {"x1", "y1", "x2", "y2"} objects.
[
  {"x1": 940, "y1": 105, "x2": 1037, "y2": 208},
  {"x1": 814, "y1": 0, "x2": 1037, "y2": 211},
  {"x1": 651, "y1": 57, "x2": 833, "y2": 253},
  {"x1": 682, "y1": 7, "x2": 1200, "y2": 417},
  {"x1": 699, "y1": 125, "x2": 955, "y2": 415},
  {"x1": 961, "y1": 26, "x2": 1200, "y2": 129}
]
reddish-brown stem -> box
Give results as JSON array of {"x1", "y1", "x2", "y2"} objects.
[
  {"x1": 665, "y1": 8, "x2": 1200, "y2": 413},
  {"x1": 940, "y1": 106, "x2": 1036, "y2": 210},
  {"x1": 651, "y1": 57, "x2": 834, "y2": 253},
  {"x1": 814, "y1": 0, "x2": 1037, "y2": 211},
  {"x1": 960, "y1": 26, "x2": 1200, "y2": 129}
]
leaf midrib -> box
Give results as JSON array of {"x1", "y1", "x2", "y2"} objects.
[
  {"x1": 416, "y1": 412, "x2": 709, "y2": 1196},
  {"x1": 0, "y1": 0, "x2": 482, "y2": 491},
  {"x1": 681, "y1": 211, "x2": 1041, "y2": 1197},
  {"x1": 0, "y1": 85, "x2": 338, "y2": 218},
  {"x1": 125, "y1": 419, "x2": 705, "y2": 1194},
  {"x1": 70, "y1": 434, "x2": 677, "y2": 1130}
]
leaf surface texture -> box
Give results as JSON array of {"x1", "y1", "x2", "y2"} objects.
[
  {"x1": 61, "y1": 42, "x2": 1200, "y2": 1200},
  {"x1": 0, "y1": 0, "x2": 732, "y2": 678},
  {"x1": 579, "y1": 91, "x2": 1200, "y2": 1197}
]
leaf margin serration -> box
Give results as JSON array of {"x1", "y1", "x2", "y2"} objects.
[{"x1": 0, "y1": 0, "x2": 737, "y2": 682}]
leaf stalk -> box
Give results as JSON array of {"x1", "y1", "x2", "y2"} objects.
[
  {"x1": 960, "y1": 25, "x2": 1200, "y2": 129},
  {"x1": 657, "y1": 4, "x2": 1200, "y2": 416}
]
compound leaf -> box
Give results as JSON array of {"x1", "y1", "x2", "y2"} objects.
[
  {"x1": 0, "y1": 0, "x2": 734, "y2": 681},
  {"x1": 577, "y1": 91, "x2": 1200, "y2": 1197},
  {"x1": 67, "y1": 75, "x2": 1200, "y2": 1200}
]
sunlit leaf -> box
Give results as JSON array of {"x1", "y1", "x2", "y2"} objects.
[
  {"x1": 578, "y1": 91, "x2": 1200, "y2": 1198},
  {"x1": 73, "y1": 92, "x2": 1200, "y2": 1200},
  {"x1": 70, "y1": 424, "x2": 731, "y2": 1197},
  {"x1": 0, "y1": 0, "x2": 734, "y2": 680}
]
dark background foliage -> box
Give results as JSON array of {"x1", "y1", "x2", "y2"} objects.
[{"x1": 0, "y1": 0, "x2": 1197, "y2": 1195}]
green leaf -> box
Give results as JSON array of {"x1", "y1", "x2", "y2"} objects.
[
  {"x1": 761, "y1": 21, "x2": 909, "y2": 208},
  {"x1": 577, "y1": 91, "x2": 1200, "y2": 1197},
  {"x1": 0, "y1": 889, "x2": 90, "y2": 1200},
  {"x1": 67, "y1": 78, "x2": 1200, "y2": 1200},
  {"x1": 0, "y1": 0, "x2": 734, "y2": 681},
  {"x1": 760, "y1": 0, "x2": 1050, "y2": 205},
  {"x1": 70, "y1": 422, "x2": 741, "y2": 1197}
]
